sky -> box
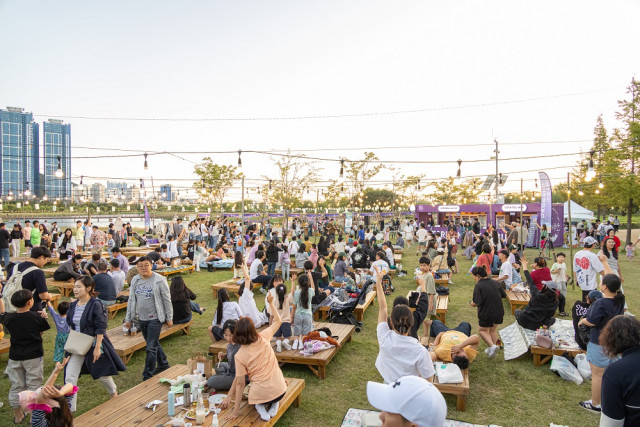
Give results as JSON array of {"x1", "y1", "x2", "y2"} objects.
[{"x1": 1, "y1": 0, "x2": 639, "y2": 203}]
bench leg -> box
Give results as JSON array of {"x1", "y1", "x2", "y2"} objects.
[
  {"x1": 212, "y1": 290, "x2": 217, "y2": 299},
  {"x1": 355, "y1": 312, "x2": 363, "y2": 322},
  {"x1": 121, "y1": 353, "x2": 133, "y2": 364},
  {"x1": 294, "y1": 393, "x2": 302, "y2": 408},
  {"x1": 307, "y1": 365, "x2": 320, "y2": 379},
  {"x1": 183, "y1": 326, "x2": 191, "y2": 335},
  {"x1": 511, "y1": 304, "x2": 516, "y2": 315},
  {"x1": 52, "y1": 299, "x2": 59, "y2": 311},
  {"x1": 108, "y1": 310, "x2": 116, "y2": 320},
  {"x1": 316, "y1": 364, "x2": 327, "y2": 380},
  {"x1": 456, "y1": 395, "x2": 467, "y2": 411}
]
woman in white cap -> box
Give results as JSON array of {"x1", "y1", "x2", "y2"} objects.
[{"x1": 367, "y1": 375, "x2": 447, "y2": 427}]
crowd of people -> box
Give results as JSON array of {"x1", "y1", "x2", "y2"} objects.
[{"x1": 0, "y1": 212, "x2": 639, "y2": 426}]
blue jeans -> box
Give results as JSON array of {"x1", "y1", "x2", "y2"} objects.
[
  {"x1": 429, "y1": 320, "x2": 472, "y2": 337},
  {"x1": 139, "y1": 319, "x2": 169, "y2": 381},
  {"x1": 267, "y1": 261, "x2": 277, "y2": 277},
  {"x1": 177, "y1": 245, "x2": 183, "y2": 257},
  {"x1": 252, "y1": 274, "x2": 272, "y2": 290},
  {"x1": 0, "y1": 248, "x2": 9, "y2": 268},
  {"x1": 280, "y1": 263, "x2": 290, "y2": 281}
]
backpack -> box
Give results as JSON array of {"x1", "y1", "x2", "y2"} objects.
[{"x1": 2, "y1": 264, "x2": 39, "y2": 313}]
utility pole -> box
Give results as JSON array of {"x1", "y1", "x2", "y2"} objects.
[
  {"x1": 494, "y1": 138, "x2": 499, "y2": 202},
  {"x1": 241, "y1": 175, "x2": 245, "y2": 233},
  {"x1": 626, "y1": 78, "x2": 636, "y2": 246},
  {"x1": 567, "y1": 172, "x2": 573, "y2": 288}
]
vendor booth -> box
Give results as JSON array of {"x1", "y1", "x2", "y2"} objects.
[{"x1": 415, "y1": 203, "x2": 564, "y2": 247}]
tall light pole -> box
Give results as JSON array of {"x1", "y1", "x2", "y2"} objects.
[
  {"x1": 494, "y1": 138, "x2": 499, "y2": 202},
  {"x1": 567, "y1": 172, "x2": 574, "y2": 287}
]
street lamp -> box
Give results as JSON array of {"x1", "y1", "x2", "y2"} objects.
[{"x1": 55, "y1": 156, "x2": 63, "y2": 178}]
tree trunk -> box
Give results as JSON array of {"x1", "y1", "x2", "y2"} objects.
[{"x1": 626, "y1": 197, "x2": 634, "y2": 246}]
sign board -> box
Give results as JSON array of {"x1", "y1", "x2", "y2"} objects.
[
  {"x1": 344, "y1": 212, "x2": 353, "y2": 232},
  {"x1": 501, "y1": 204, "x2": 527, "y2": 212},
  {"x1": 481, "y1": 175, "x2": 495, "y2": 190},
  {"x1": 437, "y1": 205, "x2": 460, "y2": 213}
]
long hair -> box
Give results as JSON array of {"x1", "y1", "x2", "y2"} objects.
[
  {"x1": 216, "y1": 288, "x2": 231, "y2": 325},
  {"x1": 602, "y1": 237, "x2": 619, "y2": 260},
  {"x1": 602, "y1": 274, "x2": 625, "y2": 307},
  {"x1": 46, "y1": 393, "x2": 74, "y2": 427},
  {"x1": 234, "y1": 251, "x2": 244, "y2": 268},
  {"x1": 169, "y1": 276, "x2": 189, "y2": 302},
  {"x1": 276, "y1": 284, "x2": 287, "y2": 310},
  {"x1": 492, "y1": 230, "x2": 499, "y2": 246},
  {"x1": 61, "y1": 228, "x2": 73, "y2": 247},
  {"x1": 298, "y1": 274, "x2": 310, "y2": 309}
]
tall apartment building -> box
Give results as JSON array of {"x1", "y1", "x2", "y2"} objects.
[
  {"x1": 43, "y1": 119, "x2": 71, "y2": 199},
  {"x1": 0, "y1": 107, "x2": 39, "y2": 196}
]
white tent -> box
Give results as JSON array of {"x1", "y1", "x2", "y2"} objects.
[{"x1": 564, "y1": 200, "x2": 595, "y2": 222}]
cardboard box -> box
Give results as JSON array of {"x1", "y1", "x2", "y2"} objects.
[{"x1": 187, "y1": 355, "x2": 212, "y2": 377}]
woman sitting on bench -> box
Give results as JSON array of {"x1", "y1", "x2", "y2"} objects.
[{"x1": 227, "y1": 293, "x2": 287, "y2": 422}]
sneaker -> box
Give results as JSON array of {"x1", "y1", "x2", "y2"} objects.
[
  {"x1": 484, "y1": 347, "x2": 490, "y2": 355},
  {"x1": 199, "y1": 307, "x2": 207, "y2": 315},
  {"x1": 487, "y1": 345, "x2": 499, "y2": 358},
  {"x1": 255, "y1": 403, "x2": 271, "y2": 421},
  {"x1": 579, "y1": 400, "x2": 601, "y2": 413},
  {"x1": 282, "y1": 339, "x2": 292, "y2": 351},
  {"x1": 259, "y1": 288, "x2": 267, "y2": 295},
  {"x1": 276, "y1": 340, "x2": 282, "y2": 353},
  {"x1": 292, "y1": 339, "x2": 299, "y2": 350}
]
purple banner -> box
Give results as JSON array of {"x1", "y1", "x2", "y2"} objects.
[
  {"x1": 538, "y1": 172, "x2": 559, "y2": 246},
  {"x1": 141, "y1": 179, "x2": 151, "y2": 230}
]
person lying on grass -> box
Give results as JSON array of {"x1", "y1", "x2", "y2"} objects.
[{"x1": 375, "y1": 265, "x2": 435, "y2": 384}]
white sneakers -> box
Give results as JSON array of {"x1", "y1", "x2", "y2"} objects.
[
  {"x1": 292, "y1": 339, "x2": 299, "y2": 350},
  {"x1": 282, "y1": 339, "x2": 292, "y2": 350},
  {"x1": 485, "y1": 345, "x2": 499, "y2": 358},
  {"x1": 276, "y1": 340, "x2": 282, "y2": 353}
]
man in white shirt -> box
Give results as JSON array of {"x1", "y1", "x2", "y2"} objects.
[
  {"x1": 496, "y1": 249, "x2": 513, "y2": 289},
  {"x1": 415, "y1": 224, "x2": 429, "y2": 256},
  {"x1": 370, "y1": 256, "x2": 390, "y2": 282},
  {"x1": 382, "y1": 242, "x2": 395, "y2": 267},
  {"x1": 573, "y1": 236, "x2": 606, "y2": 302},
  {"x1": 249, "y1": 250, "x2": 272, "y2": 293},
  {"x1": 288, "y1": 236, "x2": 300, "y2": 255}
]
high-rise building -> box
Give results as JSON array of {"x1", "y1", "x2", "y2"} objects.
[
  {"x1": 89, "y1": 183, "x2": 105, "y2": 203},
  {"x1": 160, "y1": 184, "x2": 175, "y2": 202},
  {"x1": 0, "y1": 107, "x2": 39, "y2": 196},
  {"x1": 43, "y1": 119, "x2": 71, "y2": 199}
]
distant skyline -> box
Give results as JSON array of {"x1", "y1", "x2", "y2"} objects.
[{"x1": 1, "y1": 0, "x2": 639, "y2": 202}]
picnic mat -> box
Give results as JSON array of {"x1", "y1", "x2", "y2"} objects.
[
  {"x1": 341, "y1": 408, "x2": 503, "y2": 427},
  {"x1": 499, "y1": 319, "x2": 580, "y2": 361}
]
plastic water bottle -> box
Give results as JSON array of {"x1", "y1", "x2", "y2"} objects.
[
  {"x1": 167, "y1": 391, "x2": 175, "y2": 416},
  {"x1": 304, "y1": 341, "x2": 312, "y2": 356},
  {"x1": 211, "y1": 414, "x2": 219, "y2": 427}
]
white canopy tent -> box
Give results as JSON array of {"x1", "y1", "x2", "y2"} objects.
[{"x1": 565, "y1": 200, "x2": 595, "y2": 222}]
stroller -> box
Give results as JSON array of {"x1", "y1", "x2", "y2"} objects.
[
  {"x1": 132, "y1": 232, "x2": 147, "y2": 246},
  {"x1": 327, "y1": 281, "x2": 372, "y2": 333}
]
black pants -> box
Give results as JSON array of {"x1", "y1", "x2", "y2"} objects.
[
  {"x1": 558, "y1": 293, "x2": 566, "y2": 313},
  {"x1": 581, "y1": 290, "x2": 590, "y2": 303},
  {"x1": 53, "y1": 271, "x2": 74, "y2": 281}
]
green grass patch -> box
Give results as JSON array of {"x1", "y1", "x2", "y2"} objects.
[{"x1": 2, "y1": 246, "x2": 637, "y2": 426}]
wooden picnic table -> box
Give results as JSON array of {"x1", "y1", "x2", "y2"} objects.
[
  {"x1": 530, "y1": 345, "x2": 585, "y2": 367},
  {"x1": 49, "y1": 293, "x2": 61, "y2": 311},
  {"x1": 154, "y1": 265, "x2": 195, "y2": 277},
  {"x1": 0, "y1": 338, "x2": 10, "y2": 355},
  {"x1": 209, "y1": 322, "x2": 355, "y2": 380},
  {"x1": 74, "y1": 364, "x2": 304, "y2": 427},
  {"x1": 506, "y1": 289, "x2": 530, "y2": 314},
  {"x1": 108, "y1": 320, "x2": 193, "y2": 364},
  {"x1": 394, "y1": 249, "x2": 403, "y2": 254},
  {"x1": 394, "y1": 253, "x2": 402, "y2": 263},
  {"x1": 408, "y1": 294, "x2": 449, "y2": 323},
  {"x1": 420, "y1": 336, "x2": 470, "y2": 411},
  {"x1": 46, "y1": 278, "x2": 74, "y2": 297},
  {"x1": 42, "y1": 266, "x2": 57, "y2": 277},
  {"x1": 13, "y1": 256, "x2": 60, "y2": 264},
  {"x1": 314, "y1": 289, "x2": 376, "y2": 322},
  {"x1": 211, "y1": 278, "x2": 242, "y2": 299}
]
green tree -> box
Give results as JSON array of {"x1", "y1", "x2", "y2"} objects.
[
  {"x1": 193, "y1": 158, "x2": 243, "y2": 215},
  {"x1": 265, "y1": 151, "x2": 319, "y2": 232},
  {"x1": 430, "y1": 177, "x2": 483, "y2": 205},
  {"x1": 343, "y1": 152, "x2": 384, "y2": 198}
]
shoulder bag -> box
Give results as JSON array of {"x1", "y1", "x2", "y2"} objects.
[{"x1": 64, "y1": 329, "x2": 95, "y2": 355}]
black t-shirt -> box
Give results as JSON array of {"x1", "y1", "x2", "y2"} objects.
[
  {"x1": 1, "y1": 311, "x2": 50, "y2": 360},
  {"x1": 17, "y1": 262, "x2": 48, "y2": 311},
  {"x1": 601, "y1": 346, "x2": 640, "y2": 426},
  {"x1": 474, "y1": 240, "x2": 484, "y2": 255},
  {"x1": 472, "y1": 278, "x2": 505, "y2": 322},
  {"x1": 172, "y1": 288, "x2": 196, "y2": 322},
  {"x1": 0, "y1": 228, "x2": 10, "y2": 249},
  {"x1": 572, "y1": 300, "x2": 590, "y2": 350},
  {"x1": 93, "y1": 272, "x2": 117, "y2": 301},
  {"x1": 472, "y1": 222, "x2": 481, "y2": 234},
  {"x1": 10, "y1": 230, "x2": 22, "y2": 240},
  {"x1": 186, "y1": 244, "x2": 195, "y2": 261},
  {"x1": 147, "y1": 251, "x2": 161, "y2": 262}
]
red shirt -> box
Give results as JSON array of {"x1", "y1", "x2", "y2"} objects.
[
  {"x1": 530, "y1": 267, "x2": 552, "y2": 291},
  {"x1": 476, "y1": 252, "x2": 493, "y2": 277},
  {"x1": 613, "y1": 236, "x2": 621, "y2": 249}
]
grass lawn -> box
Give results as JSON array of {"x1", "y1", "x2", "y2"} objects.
[{"x1": 1, "y1": 244, "x2": 637, "y2": 426}]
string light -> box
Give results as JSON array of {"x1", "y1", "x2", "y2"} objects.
[
  {"x1": 585, "y1": 151, "x2": 596, "y2": 181},
  {"x1": 456, "y1": 159, "x2": 462, "y2": 179},
  {"x1": 144, "y1": 153, "x2": 148, "y2": 170},
  {"x1": 578, "y1": 188, "x2": 584, "y2": 196},
  {"x1": 237, "y1": 150, "x2": 242, "y2": 168},
  {"x1": 598, "y1": 179, "x2": 604, "y2": 189},
  {"x1": 55, "y1": 156, "x2": 63, "y2": 178},
  {"x1": 339, "y1": 159, "x2": 344, "y2": 179}
]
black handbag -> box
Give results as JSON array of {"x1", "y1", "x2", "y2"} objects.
[{"x1": 578, "y1": 322, "x2": 591, "y2": 344}]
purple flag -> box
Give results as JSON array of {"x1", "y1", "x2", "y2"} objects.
[{"x1": 538, "y1": 172, "x2": 554, "y2": 243}]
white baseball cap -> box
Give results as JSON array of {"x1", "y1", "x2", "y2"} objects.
[
  {"x1": 583, "y1": 236, "x2": 597, "y2": 246},
  {"x1": 367, "y1": 376, "x2": 447, "y2": 427}
]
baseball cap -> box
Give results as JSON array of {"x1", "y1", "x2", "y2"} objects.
[
  {"x1": 367, "y1": 376, "x2": 446, "y2": 427},
  {"x1": 437, "y1": 247, "x2": 445, "y2": 252},
  {"x1": 508, "y1": 244, "x2": 518, "y2": 251},
  {"x1": 542, "y1": 281, "x2": 559, "y2": 291},
  {"x1": 583, "y1": 236, "x2": 597, "y2": 246},
  {"x1": 588, "y1": 290, "x2": 603, "y2": 301}
]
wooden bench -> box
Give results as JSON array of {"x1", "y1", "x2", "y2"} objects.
[
  {"x1": 42, "y1": 266, "x2": 58, "y2": 277},
  {"x1": 506, "y1": 289, "x2": 530, "y2": 314},
  {"x1": 74, "y1": 364, "x2": 304, "y2": 427},
  {"x1": 275, "y1": 266, "x2": 303, "y2": 276},
  {"x1": 0, "y1": 338, "x2": 10, "y2": 355},
  {"x1": 108, "y1": 320, "x2": 193, "y2": 364},
  {"x1": 394, "y1": 249, "x2": 403, "y2": 254},
  {"x1": 209, "y1": 322, "x2": 355, "y2": 379},
  {"x1": 106, "y1": 302, "x2": 128, "y2": 320},
  {"x1": 49, "y1": 293, "x2": 61, "y2": 311},
  {"x1": 154, "y1": 265, "x2": 195, "y2": 277},
  {"x1": 394, "y1": 253, "x2": 402, "y2": 263},
  {"x1": 409, "y1": 294, "x2": 449, "y2": 323},
  {"x1": 46, "y1": 278, "x2": 74, "y2": 297},
  {"x1": 211, "y1": 278, "x2": 243, "y2": 299},
  {"x1": 314, "y1": 289, "x2": 376, "y2": 322},
  {"x1": 420, "y1": 337, "x2": 470, "y2": 411},
  {"x1": 530, "y1": 345, "x2": 585, "y2": 367}
]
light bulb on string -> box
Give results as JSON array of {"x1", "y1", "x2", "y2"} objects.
[
  {"x1": 237, "y1": 150, "x2": 242, "y2": 168},
  {"x1": 55, "y1": 156, "x2": 63, "y2": 178},
  {"x1": 595, "y1": 188, "x2": 600, "y2": 194},
  {"x1": 339, "y1": 159, "x2": 344, "y2": 179},
  {"x1": 585, "y1": 151, "x2": 596, "y2": 181},
  {"x1": 456, "y1": 159, "x2": 462, "y2": 180},
  {"x1": 578, "y1": 188, "x2": 584, "y2": 196},
  {"x1": 144, "y1": 153, "x2": 148, "y2": 170},
  {"x1": 598, "y1": 179, "x2": 604, "y2": 189}
]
